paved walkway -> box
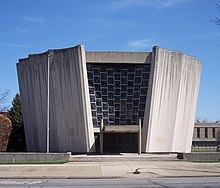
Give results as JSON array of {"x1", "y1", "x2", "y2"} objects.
[
  {"x1": 71, "y1": 153, "x2": 178, "y2": 162},
  {"x1": 0, "y1": 159, "x2": 220, "y2": 179}
]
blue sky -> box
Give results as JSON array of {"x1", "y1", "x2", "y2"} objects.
[{"x1": 0, "y1": 0, "x2": 219, "y2": 121}]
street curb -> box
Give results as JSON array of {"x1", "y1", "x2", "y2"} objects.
[
  {"x1": 0, "y1": 176, "x2": 121, "y2": 179},
  {"x1": 1, "y1": 175, "x2": 220, "y2": 180}
]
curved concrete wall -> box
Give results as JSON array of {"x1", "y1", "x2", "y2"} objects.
[
  {"x1": 17, "y1": 45, "x2": 201, "y2": 153},
  {"x1": 142, "y1": 47, "x2": 202, "y2": 153},
  {"x1": 17, "y1": 45, "x2": 94, "y2": 153}
]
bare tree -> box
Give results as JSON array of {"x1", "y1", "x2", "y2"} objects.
[
  {"x1": 0, "y1": 90, "x2": 10, "y2": 112},
  {"x1": 211, "y1": 4, "x2": 220, "y2": 25},
  {"x1": 195, "y1": 117, "x2": 209, "y2": 123}
]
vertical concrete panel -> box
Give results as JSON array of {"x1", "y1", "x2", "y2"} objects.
[
  {"x1": 142, "y1": 47, "x2": 201, "y2": 153},
  {"x1": 142, "y1": 47, "x2": 158, "y2": 151},
  {"x1": 17, "y1": 54, "x2": 48, "y2": 152},
  {"x1": 81, "y1": 47, "x2": 95, "y2": 151},
  {"x1": 200, "y1": 128, "x2": 205, "y2": 140},
  {"x1": 17, "y1": 45, "x2": 94, "y2": 152},
  {"x1": 193, "y1": 127, "x2": 196, "y2": 139},
  {"x1": 208, "y1": 128, "x2": 212, "y2": 139},
  {"x1": 173, "y1": 55, "x2": 201, "y2": 152}
]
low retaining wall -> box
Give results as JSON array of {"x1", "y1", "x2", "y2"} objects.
[
  {"x1": 177, "y1": 152, "x2": 220, "y2": 161},
  {"x1": 0, "y1": 153, "x2": 71, "y2": 163}
]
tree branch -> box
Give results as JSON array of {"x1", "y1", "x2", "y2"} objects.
[
  {"x1": 215, "y1": 4, "x2": 220, "y2": 25},
  {"x1": 0, "y1": 89, "x2": 10, "y2": 112}
]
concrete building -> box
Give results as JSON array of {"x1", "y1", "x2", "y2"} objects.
[
  {"x1": 17, "y1": 45, "x2": 202, "y2": 153},
  {"x1": 192, "y1": 123, "x2": 220, "y2": 150}
]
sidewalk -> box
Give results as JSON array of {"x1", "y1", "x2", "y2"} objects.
[
  {"x1": 0, "y1": 158, "x2": 220, "y2": 179},
  {"x1": 70, "y1": 153, "x2": 178, "y2": 162}
]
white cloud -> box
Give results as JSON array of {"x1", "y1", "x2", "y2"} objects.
[
  {"x1": 111, "y1": 0, "x2": 191, "y2": 9},
  {"x1": 22, "y1": 15, "x2": 45, "y2": 23},
  {"x1": 127, "y1": 38, "x2": 153, "y2": 50}
]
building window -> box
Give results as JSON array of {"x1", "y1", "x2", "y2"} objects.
[
  {"x1": 205, "y1": 128, "x2": 208, "y2": 138},
  {"x1": 197, "y1": 128, "x2": 200, "y2": 138},
  {"x1": 87, "y1": 63, "x2": 151, "y2": 126},
  {"x1": 213, "y1": 128, "x2": 216, "y2": 138}
]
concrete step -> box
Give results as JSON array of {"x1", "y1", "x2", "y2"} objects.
[{"x1": 70, "y1": 153, "x2": 179, "y2": 162}]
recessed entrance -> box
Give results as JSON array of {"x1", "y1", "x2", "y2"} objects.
[
  {"x1": 103, "y1": 133, "x2": 138, "y2": 153},
  {"x1": 94, "y1": 123, "x2": 141, "y2": 154}
]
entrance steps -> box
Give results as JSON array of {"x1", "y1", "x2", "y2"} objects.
[{"x1": 70, "y1": 153, "x2": 178, "y2": 162}]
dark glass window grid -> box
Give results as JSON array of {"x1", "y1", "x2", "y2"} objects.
[{"x1": 87, "y1": 63, "x2": 150, "y2": 127}]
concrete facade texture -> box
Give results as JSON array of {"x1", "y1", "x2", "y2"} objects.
[
  {"x1": 192, "y1": 123, "x2": 220, "y2": 150},
  {"x1": 17, "y1": 45, "x2": 94, "y2": 153},
  {"x1": 0, "y1": 153, "x2": 70, "y2": 163},
  {"x1": 193, "y1": 123, "x2": 220, "y2": 141},
  {"x1": 17, "y1": 45, "x2": 202, "y2": 153},
  {"x1": 85, "y1": 51, "x2": 151, "y2": 64},
  {"x1": 142, "y1": 47, "x2": 202, "y2": 153}
]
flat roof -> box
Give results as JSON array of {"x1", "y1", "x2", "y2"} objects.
[
  {"x1": 85, "y1": 52, "x2": 151, "y2": 64},
  {"x1": 194, "y1": 123, "x2": 220, "y2": 128}
]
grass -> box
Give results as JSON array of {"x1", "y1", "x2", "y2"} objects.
[
  {"x1": 0, "y1": 161, "x2": 67, "y2": 165},
  {"x1": 191, "y1": 149, "x2": 217, "y2": 152},
  {"x1": 190, "y1": 160, "x2": 220, "y2": 163},
  {"x1": 191, "y1": 151, "x2": 217, "y2": 153}
]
